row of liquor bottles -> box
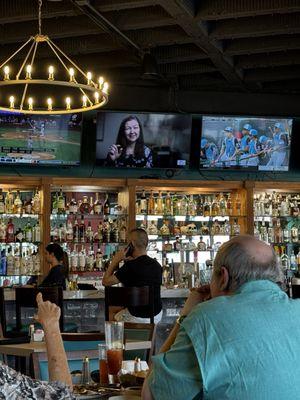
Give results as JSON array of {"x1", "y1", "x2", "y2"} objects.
[
  {"x1": 139, "y1": 218, "x2": 241, "y2": 237},
  {"x1": 254, "y1": 192, "x2": 300, "y2": 217},
  {"x1": 51, "y1": 216, "x2": 127, "y2": 244},
  {"x1": 0, "y1": 245, "x2": 40, "y2": 276},
  {"x1": 51, "y1": 190, "x2": 124, "y2": 216},
  {"x1": 161, "y1": 237, "x2": 223, "y2": 252},
  {"x1": 136, "y1": 190, "x2": 243, "y2": 217},
  {"x1": 0, "y1": 189, "x2": 41, "y2": 215},
  {"x1": 255, "y1": 219, "x2": 299, "y2": 244},
  {"x1": 0, "y1": 218, "x2": 41, "y2": 243},
  {"x1": 273, "y1": 245, "x2": 300, "y2": 275},
  {"x1": 66, "y1": 245, "x2": 110, "y2": 273}
]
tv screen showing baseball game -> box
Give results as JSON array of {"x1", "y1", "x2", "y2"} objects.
[
  {"x1": 200, "y1": 115, "x2": 293, "y2": 171},
  {"x1": 0, "y1": 112, "x2": 82, "y2": 165},
  {"x1": 96, "y1": 112, "x2": 192, "y2": 168}
]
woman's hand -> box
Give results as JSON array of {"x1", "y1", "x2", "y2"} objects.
[
  {"x1": 180, "y1": 285, "x2": 211, "y2": 316},
  {"x1": 34, "y1": 293, "x2": 61, "y2": 330},
  {"x1": 108, "y1": 144, "x2": 122, "y2": 161}
]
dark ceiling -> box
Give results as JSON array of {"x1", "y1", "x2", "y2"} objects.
[{"x1": 1, "y1": 0, "x2": 300, "y2": 95}]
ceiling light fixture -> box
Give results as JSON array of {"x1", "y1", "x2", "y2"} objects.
[{"x1": 0, "y1": 0, "x2": 109, "y2": 114}]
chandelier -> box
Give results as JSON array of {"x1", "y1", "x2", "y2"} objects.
[{"x1": 0, "y1": 0, "x2": 109, "y2": 115}]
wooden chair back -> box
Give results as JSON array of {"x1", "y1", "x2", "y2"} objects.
[
  {"x1": 15, "y1": 287, "x2": 64, "y2": 332},
  {"x1": 104, "y1": 286, "x2": 154, "y2": 323},
  {"x1": 124, "y1": 322, "x2": 156, "y2": 363}
]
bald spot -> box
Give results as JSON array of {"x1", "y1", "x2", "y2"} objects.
[{"x1": 234, "y1": 235, "x2": 274, "y2": 265}]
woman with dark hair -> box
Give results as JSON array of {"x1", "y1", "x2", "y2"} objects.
[
  {"x1": 106, "y1": 115, "x2": 153, "y2": 167},
  {"x1": 39, "y1": 243, "x2": 67, "y2": 290}
]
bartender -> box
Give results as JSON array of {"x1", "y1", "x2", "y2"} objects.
[{"x1": 39, "y1": 243, "x2": 67, "y2": 289}]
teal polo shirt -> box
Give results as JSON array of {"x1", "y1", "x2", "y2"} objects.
[{"x1": 148, "y1": 280, "x2": 300, "y2": 400}]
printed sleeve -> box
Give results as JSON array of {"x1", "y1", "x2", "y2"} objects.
[
  {"x1": 0, "y1": 363, "x2": 74, "y2": 399},
  {"x1": 144, "y1": 146, "x2": 153, "y2": 167},
  {"x1": 147, "y1": 327, "x2": 203, "y2": 400}
]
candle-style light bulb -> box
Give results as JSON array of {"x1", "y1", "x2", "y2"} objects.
[
  {"x1": 26, "y1": 64, "x2": 32, "y2": 79},
  {"x1": 69, "y1": 67, "x2": 75, "y2": 82},
  {"x1": 9, "y1": 95, "x2": 15, "y2": 109},
  {"x1": 82, "y1": 95, "x2": 87, "y2": 108},
  {"x1": 94, "y1": 91, "x2": 100, "y2": 104},
  {"x1": 28, "y1": 97, "x2": 33, "y2": 111},
  {"x1": 87, "y1": 72, "x2": 92, "y2": 85},
  {"x1": 103, "y1": 82, "x2": 109, "y2": 94},
  {"x1": 98, "y1": 76, "x2": 104, "y2": 89},
  {"x1": 48, "y1": 65, "x2": 54, "y2": 80},
  {"x1": 65, "y1": 97, "x2": 71, "y2": 110},
  {"x1": 4, "y1": 66, "x2": 10, "y2": 80},
  {"x1": 47, "y1": 97, "x2": 53, "y2": 111}
]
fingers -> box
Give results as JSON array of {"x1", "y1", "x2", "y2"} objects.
[{"x1": 36, "y1": 292, "x2": 43, "y2": 305}]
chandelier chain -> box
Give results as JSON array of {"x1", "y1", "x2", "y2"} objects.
[{"x1": 38, "y1": 0, "x2": 42, "y2": 35}]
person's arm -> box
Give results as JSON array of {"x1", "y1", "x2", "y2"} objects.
[
  {"x1": 102, "y1": 249, "x2": 125, "y2": 286},
  {"x1": 35, "y1": 293, "x2": 72, "y2": 388}
]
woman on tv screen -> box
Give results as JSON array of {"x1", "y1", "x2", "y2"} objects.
[{"x1": 106, "y1": 115, "x2": 153, "y2": 167}]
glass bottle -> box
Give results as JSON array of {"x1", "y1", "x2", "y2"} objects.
[
  {"x1": 66, "y1": 219, "x2": 73, "y2": 242},
  {"x1": 231, "y1": 219, "x2": 240, "y2": 236},
  {"x1": 69, "y1": 194, "x2": 78, "y2": 214},
  {"x1": 197, "y1": 195, "x2": 204, "y2": 216},
  {"x1": 197, "y1": 236, "x2": 206, "y2": 251},
  {"x1": 0, "y1": 190, "x2": 5, "y2": 214},
  {"x1": 96, "y1": 221, "x2": 103, "y2": 243},
  {"x1": 24, "y1": 222, "x2": 33, "y2": 242},
  {"x1": 283, "y1": 224, "x2": 291, "y2": 243},
  {"x1": 24, "y1": 195, "x2": 32, "y2": 214},
  {"x1": 70, "y1": 246, "x2": 79, "y2": 272},
  {"x1": 6, "y1": 218, "x2": 15, "y2": 242},
  {"x1": 179, "y1": 196, "x2": 187, "y2": 216},
  {"x1": 165, "y1": 191, "x2": 172, "y2": 215},
  {"x1": 219, "y1": 193, "x2": 227, "y2": 217},
  {"x1": 0, "y1": 219, "x2": 6, "y2": 242},
  {"x1": 203, "y1": 196, "x2": 211, "y2": 217},
  {"x1": 211, "y1": 196, "x2": 219, "y2": 217},
  {"x1": 156, "y1": 191, "x2": 164, "y2": 215},
  {"x1": 32, "y1": 189, "x2": 41, "y2": 214},
  {"x1": 148, "y1": 190, "x2": 155, "y2": 215},
  {"x1": 140, "y1": 190, "x2": 147, "y2": 215},
  {"x1": 14, "y1": 190, "x2": 23, "y2": 214},
  {"x1": 102, "y1": 219, "x2": 111, "y2": 243},
  {"x1": 86, "y1": 221, "x2": 94, "y2": 243},
  {"x1": 268, "y1": 220, "x2": 275, "y2": 243},
  {"x1": 57, "y1": 188, "x2": 65, "y2": 214},
  {"x1": 172, "y1": 194, "x2": 179, "y2": 216},
  {"x1": 79, "y1": 195, "x2": 90, "y2": 214},
  {"x1": 79, "y1": 216, "x2": 86, "y2": 242},
  {"x1": 187, "y1": 195, "x2": 197, "y2": 216},
  {"x1": 5, "y1": 189, "x2": 14, "y2": 214},
  {"x1": 73, "y1": 219, "x2": 80, "y2": 242},
  {"x1": 260, "y1": 218, "x2": 268, "y2": 242},
  {"x1": 119, "y1": 221, "x2": 127, "y2": 243},
  {"x1": 227, "y1": 194, "x2": 233, "y2": 216},
  {"x1": 103, "y1": 194, "x2": 110, "y2": 215},
  {"x1": 52, "y1": 192, "x2": 58, "y2": 214},
  {"x1": 224, "y1": 220, "x2": 231, "y2": 235},
  {"x1": 93, "y1": 193, "x2": 102, "y2": 215},
  {"x1": 33, "y1": 221, "x2": 41, "y2": 243},
  {"x1": 291, "y1": 224, "x2": 299, "y2": 243},
  {"x1": 235, "y1": 194, "x2": 242, "y2": 216},
  {"x1": 15, "y1": 227, "x2": 24, "y2": 243},
  {"x1": 274, "y1": 219, "x2": 283, "y2": 243},
  {"x1": 280, "y1": 196, "x2": 290, "y2": 217}
]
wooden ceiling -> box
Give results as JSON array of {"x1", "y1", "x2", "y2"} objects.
[{"x1": 1, "y1": 0, "x2": 300, "y2": 95}]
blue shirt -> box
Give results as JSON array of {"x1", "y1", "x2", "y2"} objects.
[
  {"x1": 148, "y1": 280, "x2": 300, "y2": 400},
  {"x1": 222, "y1": 137, "x2": 236, "y2": 157},
  {"x1": 240, "y1": 134, "x2": 249, "y2": 151},
  {"x1": 205, "y1": 144, "x2": 218, "y2": 162},
  {"x1": 249, "y1": 139, "x2": 259, "y2": 155}
]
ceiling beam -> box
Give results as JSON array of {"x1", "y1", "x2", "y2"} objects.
[
  {"x1": 152, "y1": 44, "x2": 208, "y2": 63},
  {"x1": 236, "y1": 51, "x2": 300, "y2": 69},
  {"x1": 159, "y1": 60, "x2": 216, "y2": 75},
  {"x1": 224, "y1": 35, "x2": 300, "y2": 56},
  {"x1": 211, "y1": 13, "x2": 300, "y2": 40},
  {"x1": 159, "y1": 0, "x2": 246, "y2": 88},
  {"x1": 95, "y1": 0, "x2": 159, "y2": 12},
  {"x1": 245, "y1": 66, "x2": 300, "y2": 82},
  {"x1": 197, "y1": 0, "x2": 300, "y2": 20}
]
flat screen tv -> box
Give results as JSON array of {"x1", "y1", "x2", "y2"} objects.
[
  {"x1": 0, "y1": 111, "x2": 82, "y2": 166},
  {"x1": 200, "y1": 115, "x2": 293, "y2": 171},
  {"x1": 96, "y1": 112, "x2": 192, "y2": 168}
]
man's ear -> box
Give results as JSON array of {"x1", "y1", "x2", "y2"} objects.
[{"x1": 219, "y1": 266, "x2": 230, "y2": 291}]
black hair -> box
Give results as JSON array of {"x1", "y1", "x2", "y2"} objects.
[
  {"x1": 46, "y1": 243, "x2": 64, "y2": 262},
  {"x1": 116, "y1": 116, "x2": 145, "y2": 159}
]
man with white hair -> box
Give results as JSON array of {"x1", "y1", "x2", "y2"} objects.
[{"x1": 142, "y1": 235, "x2": 300, "y2": 400}]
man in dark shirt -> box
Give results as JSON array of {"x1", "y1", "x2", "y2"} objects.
[
  {"x1": 102, "y1": 228, "x2": 162, "y2": 323},
  {"x1": 39, "y1": 243, "x2": 67, "y2": 290}
]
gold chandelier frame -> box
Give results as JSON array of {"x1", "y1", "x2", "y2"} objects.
[{"x1": 0, "y1": 0, "x2": 109, "y2": 115}]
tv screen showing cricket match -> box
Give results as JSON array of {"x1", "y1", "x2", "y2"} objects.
[
  {"x1": 0, "y1": 112, "x2": 82, "y2": 166},
  {"x1": 200, "y1": 115, "x2": 293, "y2": 171}
]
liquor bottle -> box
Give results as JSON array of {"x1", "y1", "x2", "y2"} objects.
[
  {"x1": 165, "y1": 191, "x2": 172, "y2": 215},
  {"x1": 95, "y1": 248, "x2": 103, "y2": 271},
  {"x1": 254, "y1": 222, "x2": 260, "y2": 240},
  {"x1": 235, "y1": 194, "x2": 242, "y2": 216},
  {"x1": 203, "y1": 197, "x2": 211, "y2": 217},
  {"x1": 33, "y1": 221, "x2": 41, "y2": 243},
  {"x1": 219, "y1": 193, "x2": 227, "y2": 217},
  {"x1": 111, "y1": 223, "x2": 119, "y2": 243},
  {"x1": 27, "y1": 248, "x2": 34, "y2": 274},
  {"x1": 197, "y1": 236, "x2": 206, "y2": 251},
  {"x1": 211, "y1": 219, "x2": 221, "y2": 235},
  {"x1": 290, "y1": 252, "x2": 298, "y2": 272},
  {"x1": 87, "y1": 249, "x2": 94, "y2": 271},
  {"x1": 57, "y1": 188, "x2": 65, "y2": 214},
  {"x1": 70, "y1": 247, "x2": 79, "y2": 272},
  {"x1": 69, "y1": 194, "x2": 78, "y2": 214},
  {"x1": 231, "y1": 219, "x2": 240, "y2": 236},
  {"x1": 96, "y1": 221, "x2": 103, "y2": 243},
  {"x1": 24, "y1": 195, "x2": 32, "y2": 214},
  {"x1": 211, "y1": 196, "x2": 219, "y2": 217},
  {"x1": 66, "y1": 220, "x2": 73, "y2": 241},
  {"x1": 6, "y1": 218, "x2": 15, "y2": 242},
  {"x1": 52, "y1": 192, "x2": 58, "y2": 214},
  {"x1": 0, "y1": 249, "x2": 6, "y2": 275},
  {"x1": 5, "y1": 190, "x2": 14, "y2": 214},
  {"x1": 93, "y1": 193, "x2": 102, "y2": 215},
  {"x1": 79, "y1": 216, "x2": 86, "y2": 242},
  {"x1": 172, "y1": 194, "x2": 179, "y2": 216},
  {"x1": 274, "y1": 219, "x2": 283, "y2": 243},
  {"x1": 58, "y1": 224, "x2": 66, "y2": 242},
  {"x1": 227, "y1": 194, "x2": 233, "y2": 216},
  {"x1": 104, "y1": 194, "x2": 110, "y2": 215},
  {"x1": 224, "y1": 220, "x2": 231, "y2": 235},
  {"x1": 102, "y1": 219, "x2": 111, "y2": 243},
  {"x1": 86, "y1": 221, "x2": 94, "y2": 243},
  {"x1": 291, "y1": 224, "x2": 299, "y2": 243},
  {"x1": 15, "y1": 227, "x2": 24, "y2": 243},
  {"x1": 187, "y1": 195, "x2": 197, "y2": 216},
  {"x1": 79, "y1": 195, "x2": 90, "y2": 214},
  {"x1": 260, "y1": 218, "x2": 268, "y2": 242},
  {"x1": 283, "y1": 224, "x2": 290, "y2": 244},
  {"x1": 79, "y1": 247, "x2": 86, "y2": 271},
  {"x1": 268, "y1": 220, "x2": 275, "y2": 243},
  {"x1": 264, "y1": 194, "x2": 272, "y2": 216},
  {"x1": 14, "y1": 190, "x2": 23, "y2": 214},
  {"x1": 197, "y1": 195, "x2": 203, "y2": 216},
  {"x1": 32, "y1": 189, "x2": 41, "y2": 214},
  {"x1": 17, "y1": 248, "x2": 23, "y2": 275},
  {"x1": 6, "y1": 247, "x2": 14, "y2": 275},
  {"x1": 281, "y1": 247, "x2": 290, "y2": 271},
  {"x1": 174, "y1": 236, "x2": 181, "y2": 251},
  {"x1": 139, "y1": 190, "x2": 147, "y2": 215},
  {"x1": 24, "y1": 222, "x2": 33, "y2": 242},
  {"x1": 119, "y1": 221, "x2": 127, "y2": 243},
  {"x1": 0, "y1": 190, "x2": 5, "y2": 214},
  {"x1": 0, "y1": 219, "x2": 6, "y2": 242},
  {"x1": 179, "y1": 196, "x2": 187, "y2": 216},
  {"x1": 73, "y1": 219, "x2": 80, "y2": 242},
  {"x1": 33, "y1": 250, "x2": 41, "y2": 274},
  {"x1": 156, "y1": 191, "x2": 164, "y2": 215},
  {"x1": 148, "y1": 190, "x2": 155, "y2": 215},
  {"x1": 280, "y1": 196, "x2": 290, "y2": 217},
  {"x1": 89, "y1": 197, "x2": 94, "y2": 215}
]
